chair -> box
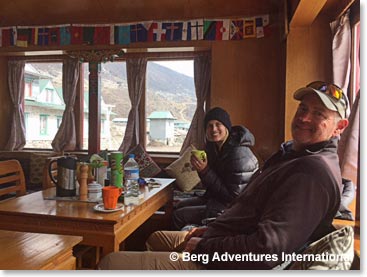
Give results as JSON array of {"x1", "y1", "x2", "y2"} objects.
[{"x1": 0, "y1": 159, "x2": 26, "y2": 201}]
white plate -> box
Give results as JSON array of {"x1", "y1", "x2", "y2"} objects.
[{"x1": 93, "y1": 203, "x2": 124, "y2": 213}]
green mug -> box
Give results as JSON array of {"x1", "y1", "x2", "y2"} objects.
[{"x1": 191, "y1": 150, "x2": 207, "y2": 161}]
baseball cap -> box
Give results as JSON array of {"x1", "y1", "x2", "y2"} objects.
[{"x1": 293, "y1": 81, "x2": 349, "y2": 119}]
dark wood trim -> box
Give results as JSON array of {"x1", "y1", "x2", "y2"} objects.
[{"x1": 88, "y1": 62, "x2": 101, "y2": 155}]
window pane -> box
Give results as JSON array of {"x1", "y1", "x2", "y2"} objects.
[
  {"x1": 146, "y1": 60, "x2": 195, "y2": 152},
  {"x1": 24, "y1": 63, "x2": 63, "y2": 149},
  {"x1": 83, "y1": 61, "x2": 129, "y2": 151}
]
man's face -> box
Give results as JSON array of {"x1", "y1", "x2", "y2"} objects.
[
  {"x1": 291, "y1": 93, "x2": 340, "y2": 151},
  {"x1": 206, "y1": 120, "x2": 227, "y2": 142}
]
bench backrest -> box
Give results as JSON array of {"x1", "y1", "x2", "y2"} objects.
[{"x1": 0, "y1": 159, "x2": 26, "y2": 200}]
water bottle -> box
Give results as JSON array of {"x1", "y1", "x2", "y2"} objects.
[{"x1": 124, "y1": 154, "x2": 140, "y2": 205}]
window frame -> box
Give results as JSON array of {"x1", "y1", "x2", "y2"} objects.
[{"x1": 21, "y1": 50, "x2": 210, "y2": 156}]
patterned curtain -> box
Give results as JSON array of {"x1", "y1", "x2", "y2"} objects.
[
  {"x1": 51, "y1": 58, "x2": 79, "y2": 151},
  {"x1": 330, "y1": 10, "x2": 351, "y2": 112},
  {"x1": 180, "y1": 52, "x2": 211, "y2": 154},
  {"x1": 338, "y1": 91, "x2": 359, "y2": 185},
  {"x1": 4, "y1": 60, "x2": 26, "y2": 150},
  {"x1": 118, "y1": 57, "x2": 147, "y2": 153}
]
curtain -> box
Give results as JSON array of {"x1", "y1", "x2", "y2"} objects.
[
  {"x1": 51, "y1": 58, "x2": 79, "y2": 151},
  {"x1": 4, "y1": 60, "x2": 26, "y2": 150},
  {"x1": 330, "y1": 10, "x2": 351, "y2": 98},
  {"x1": 118, "y1": 57, "x2": 147, "y2": 153},
  {"x1": 338, "y1": 91, "x2": 359, "y2": 185},
  {"x1": 180, "y1": 53, "x2": 211, "y2": 154}
]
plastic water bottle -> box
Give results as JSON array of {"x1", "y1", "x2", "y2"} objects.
[{"x1": 124, "y1": 154, "x2": 140, "y2": 205}]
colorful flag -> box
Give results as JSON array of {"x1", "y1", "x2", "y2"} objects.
[
  {"x1": 114, "y1": 25, "x2": 130, "y2": 44},
  {"x1": 83, "y1": 27, "x2": 94, "y2": 44},
  {"x1": 130, "y1": 23, "x2": 148, "y2": 42},
  {"x1": 38, "y1": 27, "x2": 49, "y2": 45},
  {"x1": 60, "y1": 26, "x2": 71, "y2": 45},
  {"x1": 204, "y1": 20, "x2": 216, "y2": 40},
  {"x1": 109, "y1": 25, "x2": 114, "y2": 45},
  {"x1": 244, "y1": 18, "x2": 256, "y2": 38},
  {"x1": 71, "y1": 26, "x2": 83, "y2": 44},
  {"x1": 16, "y1": 28, "x2": 31, "y2": 47},
  {"x1": 49, "y1": 27, "x2": 60, "y2": 46},
  {"x1": 150, "y1": 22, "x2": 166, "y2": 41},
  {"x1": 230, "y1": 20, "x2": 243, "y2": 40},
  {"x1": 162, "y1": 22, "x2": 183, "y2": 41},
  {"x1": 94, "y1": 26, "x2": 110, "y2": 45},
  {"x1": 188, "y1": 19, "x2": 204, "y2": 40},
  {"x1": 215, "y1": 19, "x2": 229, "y2": 40}
]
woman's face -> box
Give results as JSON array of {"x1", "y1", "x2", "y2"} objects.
[{"x1": 206, "y1": 120, "x2": 228, "y2": 142}]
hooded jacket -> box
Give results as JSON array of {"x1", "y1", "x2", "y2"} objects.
[
  {"x1": 200, "y1": 125, "x2": 259, "y2": 217},
  {"x1": 194, "y1": 138, "x2": 342, "y2": 269}
]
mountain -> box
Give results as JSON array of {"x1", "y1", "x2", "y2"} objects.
[{"x1": 31, "y1": 61, "x2": 196, "y2": 122}]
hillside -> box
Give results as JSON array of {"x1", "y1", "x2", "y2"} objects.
[{"x1": 32, "y1": 61, "x2": 196, "y2": 122}]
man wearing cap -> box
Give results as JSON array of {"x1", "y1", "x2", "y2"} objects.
[
  {"x1": 172, "y1": 107, "x2": 259, "y2": 230},
  {"x1": 99, "y1": 82, "x2": 349, "y2": 270}
]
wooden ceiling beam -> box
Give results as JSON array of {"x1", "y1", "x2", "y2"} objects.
[{"x1": 290, "y1": 0, "x2": 327, "y2": 27}]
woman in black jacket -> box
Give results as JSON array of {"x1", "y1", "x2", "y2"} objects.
[{"x1": 173, "y1": 107, "x2": 259, "y2": 230}]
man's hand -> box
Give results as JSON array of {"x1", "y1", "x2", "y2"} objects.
[
  {"x1": 184, "y1": 237, "x2": 203, "y2": 252},
  {"x1": 182, "y1": 227, "x2": 207, "y2": 252},
  {"x1": 184, "y1": 226, "x2": 208, "y2": 242}
]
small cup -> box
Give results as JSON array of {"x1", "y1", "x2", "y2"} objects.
[
  {"x1": 102, "y1": 186, "x2": 123, "y2": 209},
  {"x1": 191, "y1": 150, "x2": 207, "y2": 161}
]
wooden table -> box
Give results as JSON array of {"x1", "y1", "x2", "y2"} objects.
[
  {"x1": 0, "y1": 230, "x2": 82, "y2": 270},
  {"x1": 0, "y1": 178, "x2": 174, "y2": 258}
]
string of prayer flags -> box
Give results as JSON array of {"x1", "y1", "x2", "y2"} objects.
[{"x1": 0, "y1": 14, "x2": 270, "y2": 48}]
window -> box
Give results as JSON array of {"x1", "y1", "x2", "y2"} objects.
[
  {"x1": 83, "y1": 61, "x2": 129, "y2": 151},
  {"x1": 146, "y1": 60, "x2": 195, "y2": 152},
  {"x1": 39, "y1": 115, "x2": 48, "y2": 135},
  {"x1": 24, "y1": 62, "x2": 63, "y2": 149},
  {"x1": 45, "y1": 88, "x2": 53, "y2": 103},
  {"x1": 56, "y1": 116, "x2": 62, "y2": 128}
]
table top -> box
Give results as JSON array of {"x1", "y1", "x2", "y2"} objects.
[
  {"x1": 0, "y1": 230, "x2": 82, "y2": 270},
  {"x1": 0, "y1": 178, "x2": 175, "y2": 222}
]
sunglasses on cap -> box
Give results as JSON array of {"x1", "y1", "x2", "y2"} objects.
[
  {"x1": 307, "y1": 81, "x2": 344, "y2": 101},
  {"x1": 306, "y1": 81, "x2": 348, "y2": 118}
]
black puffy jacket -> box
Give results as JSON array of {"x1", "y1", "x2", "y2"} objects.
[{"x1": 200, "y1": 125, "x2": 259, "y2": 216}]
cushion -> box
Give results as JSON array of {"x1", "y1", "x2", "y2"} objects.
[
  {"x1": 30, "y1": 152, "x2": 59, "y2": 187},
  {"x1": 288, "y1": 226, "x2": 354, "y2": 270},
  {"x1": 125, "y1": 144, "x2": 161, "y2": 178},
  {"x1": 165, "y1": 145, "x2": 201, "y2": 192}
]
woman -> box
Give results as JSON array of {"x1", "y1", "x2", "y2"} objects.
[{"x1": 173, "y1": 107, "x2": 259, "y2": 230}]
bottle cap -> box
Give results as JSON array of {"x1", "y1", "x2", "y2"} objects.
[{"x1": 129, "y1": 154, "x2": 135, "y2": 159}]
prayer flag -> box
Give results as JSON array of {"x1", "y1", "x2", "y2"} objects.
[
  {"x1": 114, "y1": 25, "x2": 130, "y2": 44},
  {"x1": 16, "y1": 28, "x2": 31, "y2": 47},
  {"x1": 162, "y1": 22, "x2": 183, "y2": 41},
  {"x1": 94, "y1": 26, "x2": 110, "y2": 45},
  {"x1": 38, "y1": 28, "x2": 49, "y2": 45},
  {"x1": 130, "y1": 23, "x2": 148, "y2": 42},
  {"x1": 71, "y1": 26, "x2": 83, "y2": 44},
  {"x1": 188, "y1": 19, "x2": 204, "y2": 40},
  {"x1": 230, "y1": 20, "x2": 243, "y2": 40},
  {"x1": 49, "y1": 27, "x2": 60, "y2": 46},
  {"x1": 150, "y1": 22, "x2": 166, "y2": 41},
  {"x1": 60, "y1": 26, "x2": 71, "y2": 45},
  {"x1": 215, "y1": 19, "x2": 229, "y2": 40},
  {"x1": 244, "y1": 18, "x2": 256, "y2": 38},
  {"x1": 204, "y1": 20, "x2": 216, "y2": 40},
  {"x1": 83, "y1": 26, "x2": 94, "y2": 44}
]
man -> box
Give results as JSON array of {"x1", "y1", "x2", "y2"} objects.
[{"x1": 99, "y1": 81, "x2": 349, "y2": 270}]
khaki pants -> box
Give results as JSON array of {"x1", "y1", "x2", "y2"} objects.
[{"x1": 98, "y1": 230, "x2": 205, "y2": 270}]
